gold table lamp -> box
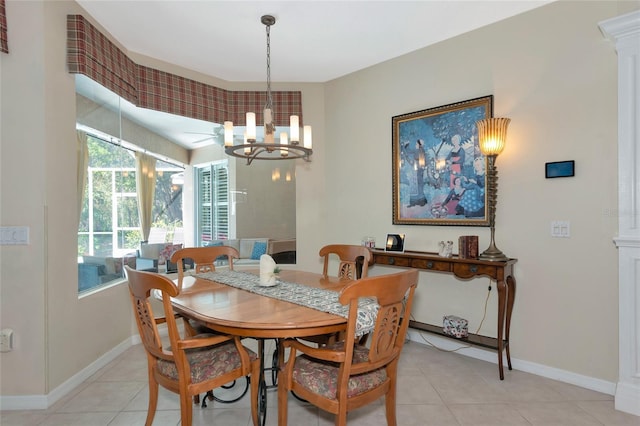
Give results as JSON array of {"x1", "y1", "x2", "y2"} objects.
[{"x1": 476, "y1": 117, "x2": 510, "y2": 261}]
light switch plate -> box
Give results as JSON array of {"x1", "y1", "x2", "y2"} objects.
[
  {"x1": 0, "y1": 329, "x2": 14, "y2": 352},
  {"x1": 0, "y1": 226, "x2": 29, "y2": 245}
]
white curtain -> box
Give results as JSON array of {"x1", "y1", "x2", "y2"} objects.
[
  {"x1": 76, "y1": 130, "x2": 89, "y2": 228},
  {"x1": 135, "y1": 152, "x2": 157, "y2": 242}
]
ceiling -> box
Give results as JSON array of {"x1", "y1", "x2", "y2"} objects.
[{"x1": 75, "y1": 0, "x2": 553, "y2": 149}]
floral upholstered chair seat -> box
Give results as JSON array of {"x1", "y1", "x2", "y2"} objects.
[
  {"x1": 158, "y1": 336, "x2": 258, "y2": 384},
  {"x1": 291, "y1": 343, "x2": 387, "y2": 399}
]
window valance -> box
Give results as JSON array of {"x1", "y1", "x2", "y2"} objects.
[
  {"x1": 1, "y1": 0, "x2": 9, "y2": 53},
  {"x1": 67, "y1": 15, "x2": 303, "y2": 126},
  {"x1": 67, "y1": 15, "x2": 137, "y2": 102}
]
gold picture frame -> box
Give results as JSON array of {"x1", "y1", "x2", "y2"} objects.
[{"x1": 392, "y1": 95, "x2": 493, "y2": 226}]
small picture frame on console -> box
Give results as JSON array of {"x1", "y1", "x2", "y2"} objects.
[{"x1": 385, "y1": 234, "x2": 405, "y2": 252}]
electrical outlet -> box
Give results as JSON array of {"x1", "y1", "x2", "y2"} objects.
[{"x1": 0, "y1": 329, "x2": 14, "y2": 352}]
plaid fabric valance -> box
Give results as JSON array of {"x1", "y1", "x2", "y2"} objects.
[
  {"x1": 67, "y1": 15, "x2": 137, "y2": 103},
  {"x1": 1, "y1": 0, "x2": 8, "y2": 54},
  {"x1": 67, "y1": 15, "x2": 303, "y2": 126}
]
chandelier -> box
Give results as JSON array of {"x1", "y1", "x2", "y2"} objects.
[{"x1": 224, "y1": 15, "x2": 313, "y2": 165}]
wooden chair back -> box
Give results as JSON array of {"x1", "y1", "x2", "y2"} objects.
[
  {"x1": 278, "y1": 269, "x2": 418, "y2": 426},
  {"x1": 170, "y1": 246, "x2": 239, "y2": 289},
  {"x1": 340, "y1": 269, "x2": 417, "y2": 365},
  {"x1": 125, "y1": 266, "x2": 259, "y2": 426},
  {"x1": 319, "y1": 244, "x2": 372, "y2": 280},
  {"x1": 127, "y1": 266, "x2": 180, "y2": 363}
]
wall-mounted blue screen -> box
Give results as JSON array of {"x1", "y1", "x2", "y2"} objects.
[{"x1": 545, "y1": 160, "x2": 575, "y2": 178}]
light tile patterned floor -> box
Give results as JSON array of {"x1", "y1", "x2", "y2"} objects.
[{"x1": 2, "y1": 340, "x2": 639, "y2": 426}]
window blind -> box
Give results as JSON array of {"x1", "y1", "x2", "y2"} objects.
[{"x1": 196, "y1": 163, "x2": 229, "y2": 244}]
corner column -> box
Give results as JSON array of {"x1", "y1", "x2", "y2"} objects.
[{"x1": 599, "y1": 10, "x2": 640, "y2": 417}]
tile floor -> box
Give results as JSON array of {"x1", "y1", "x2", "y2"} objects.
[{"x1": 2, "y1": 339, "x2": 639, "y2": 426}]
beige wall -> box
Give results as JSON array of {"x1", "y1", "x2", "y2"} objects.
[
  {"x1": 235, "y1": 158, "x2": 296, "y2": 240},
  {"x1": 0, "y1": 0, "x2": 636, "y2": 401},
  {"x1": 0, "y1": 0, "x2": 320, "y2": 397},
  {"x1": 300, "y1": 0, "x2": 636, "y2": 383},
  {"x1": 1, "y1": 0, "x2": 48, "y2": 396},
  {"x1": 0, "y1": 0, "x2": 138, "y2": 395}
]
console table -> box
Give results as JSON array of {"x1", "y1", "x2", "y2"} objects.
[{"x1": 370, "y1": 249, "x2": 517, "y2": 380}]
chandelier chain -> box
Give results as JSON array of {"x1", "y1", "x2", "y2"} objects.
[
  {"x1": 265, "y1": 22, "x2": 273, "y2": 111},
  {"x1": 224, "y1": 14, "x2": 312, "y2": 164}
]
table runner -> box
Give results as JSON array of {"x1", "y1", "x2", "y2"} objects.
[{"x1": 193, "y1": 270, "x2": 378, "y2": 336}]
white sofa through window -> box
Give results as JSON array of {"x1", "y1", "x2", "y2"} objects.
[{"x1": 204, "y1": 238, "x2": 296, "y2": 265}]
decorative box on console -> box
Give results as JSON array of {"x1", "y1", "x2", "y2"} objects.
[{"x1": 443, "y1": 315, "x2": 469, "y2": 338}]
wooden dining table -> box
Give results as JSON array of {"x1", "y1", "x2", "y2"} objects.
[
  {"x1": 169, "y1": 269, "x2": 351, "y2": 338},
  {"x1": 166, "y1": 269, "x2": 353, "y2": 426}
]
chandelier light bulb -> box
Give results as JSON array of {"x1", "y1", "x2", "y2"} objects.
[
  {"x1": 280, "y1": 132, "x2": 289, "y2": 157},
  {"x1": 304, "y1": 125, "x2": 312, "y2": 149},
  {"x1": 243, "y1": 132, "x2": 250, "y2": 154},
  {"x1": 224, "y1": 121, "x2": 234, "y2": 147},
  {"x1": 290, "y1": 115, "x2": 299, "y2": 143},
  {"x1": 246, "y1": 112, "x2": 256, "y2": 142}
]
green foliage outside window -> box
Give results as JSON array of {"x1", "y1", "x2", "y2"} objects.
[
  {"x1": 92, "y1": 171, "x2": 113, "y2": 232},
  {"x1": 78, "y1": 135, "x2": 183, "y2": 258}
]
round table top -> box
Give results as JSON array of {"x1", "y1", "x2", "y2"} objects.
[{"x1": 169, "y1": 269, "x2": 351, "y2": 339}]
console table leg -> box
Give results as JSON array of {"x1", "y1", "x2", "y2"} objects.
[
  {"x1": 497, "y1": 278, "x2": 507, "y2": 380},
  {"x1": 505, "y1": 274, "x2": 516, "y2": 371}
]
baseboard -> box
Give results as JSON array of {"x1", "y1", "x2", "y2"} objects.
[
  {"x1": 1, "y1": 327, "x2": 619, "y2": 411},
  {"x1": 406, "y1": 329, "x2": 616, "y2": 396},
  {"x1": 615, "y1": 381, "x2": 640, "y2": 416},
  {"x1": 0, "y1": 336, "x2": 136, "y2": 411}
]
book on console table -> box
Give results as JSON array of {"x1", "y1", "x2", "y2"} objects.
[{"x1": 458, "y1": 236, "x2": 478, "y2": 259}]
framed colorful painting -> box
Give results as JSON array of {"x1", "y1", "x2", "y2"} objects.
[{"x1": 392, "y1": 95, "x2": 493, "y2": 226}]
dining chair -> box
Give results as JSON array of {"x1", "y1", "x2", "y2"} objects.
[
  {"x1": 304, "y1": 244, "x2": 373, "y2": 347},
  {"x1": 124, "y1": 266, "x2": 259, "y2": 426},
  {"x1": 168, "y1": 246, "x2": 251, "y2": 406},
  {"x1": 277, "y1": 269, "x2": 418, "y2": 426},
  {"x1": 170, "y1": 245, "x2": 239, "y2": 290},
  {"x1": 271, "y1": 245, "x2": 374, "y2": 389},
  {"x1": 320, "y1": 244, "x2": 372, "y2": 281},
  {"x1": 170, "y1": 245, "x2": 240, "y2": 336}
]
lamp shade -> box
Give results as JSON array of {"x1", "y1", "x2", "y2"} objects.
[{"x1": 477, "y1": 117, "x2": 510, "y2": 156}]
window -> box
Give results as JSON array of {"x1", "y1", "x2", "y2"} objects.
[
  {"x1": 77, "y1": 132, "x2": 184, "y2": 293},
  {"x1": 78, "y1": 135, "x2": 137, "y2": 260},
  {"x1": 195, "y1": 162, "x2": 229, "y2": 245}
]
